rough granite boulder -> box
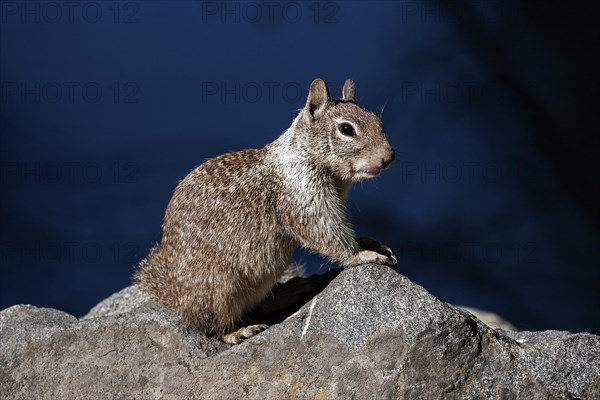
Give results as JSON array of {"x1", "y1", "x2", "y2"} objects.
[{"x1": 1, "y1": 265, "x2": 599, "y2": 399}]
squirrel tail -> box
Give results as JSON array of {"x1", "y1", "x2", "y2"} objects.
[{"x1": 134, "y1": 244, "x2": 177, "y2": 307}]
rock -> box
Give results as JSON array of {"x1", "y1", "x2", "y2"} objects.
[
  {"x1": 1, "y1": 265, "x2": 599, "y2": 399},
  {"x1": 456, "y1": 306, "x2": 517, "y2": 331}
]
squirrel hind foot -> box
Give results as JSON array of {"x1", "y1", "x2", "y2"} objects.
[{"x1": 222, "y1": 324, "x2": 269, "y2": 345}]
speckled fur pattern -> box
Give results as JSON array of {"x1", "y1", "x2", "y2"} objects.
[{"x1": 135, "y1": 78, "x2": 396, "y2": 343}]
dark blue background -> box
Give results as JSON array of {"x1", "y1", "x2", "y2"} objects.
[{"x1": 1, "y1": 1, "x2": 599, "y2": 334}]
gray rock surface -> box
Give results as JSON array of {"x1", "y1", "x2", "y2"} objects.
[
  {"x1": 456, "y1": 306, "x2": 517, "y2": 331},
  {"x1": 1, "y1": 265, "x2": 599, "y2": 399}
]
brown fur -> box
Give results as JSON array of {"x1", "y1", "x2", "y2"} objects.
[{"x1": 135, "y1": 78, "x2": 396, "y2": 344}]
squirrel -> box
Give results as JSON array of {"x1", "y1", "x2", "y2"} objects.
[{"x1": 135, "y1": 78, "x2": 397, "y2": 344}]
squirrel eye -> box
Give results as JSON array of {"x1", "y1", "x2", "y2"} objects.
[{"x1": 338, "y1": 122, "x2": 355, "y2": 137}]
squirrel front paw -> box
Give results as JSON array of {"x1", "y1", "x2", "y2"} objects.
[
  {"x1": 355, "y1": 249, "x2": 397, "y2": 267},
  {"x1": 357, "y1": 237, "x2": 397, "y2": 266}
]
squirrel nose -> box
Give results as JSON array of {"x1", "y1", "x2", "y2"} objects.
[{"x1": 381, "y1": 148, "x2": 395, "y2": 168}]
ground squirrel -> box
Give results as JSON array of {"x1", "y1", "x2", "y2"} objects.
[{"x1": 135, "y1": 78, "x2": 396, "y2": 344}]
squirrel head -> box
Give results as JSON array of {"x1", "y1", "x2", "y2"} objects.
[{"x1": 297, "y1": 78, "x2": 395, "y2": 182}]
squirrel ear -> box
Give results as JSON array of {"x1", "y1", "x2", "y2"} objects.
[
  {"x1": 305, "y1": 78, "x2": 330, "y2": 120},
  {"x1": 342, "y1": 79, "x2": 356, "y2": 102}
]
